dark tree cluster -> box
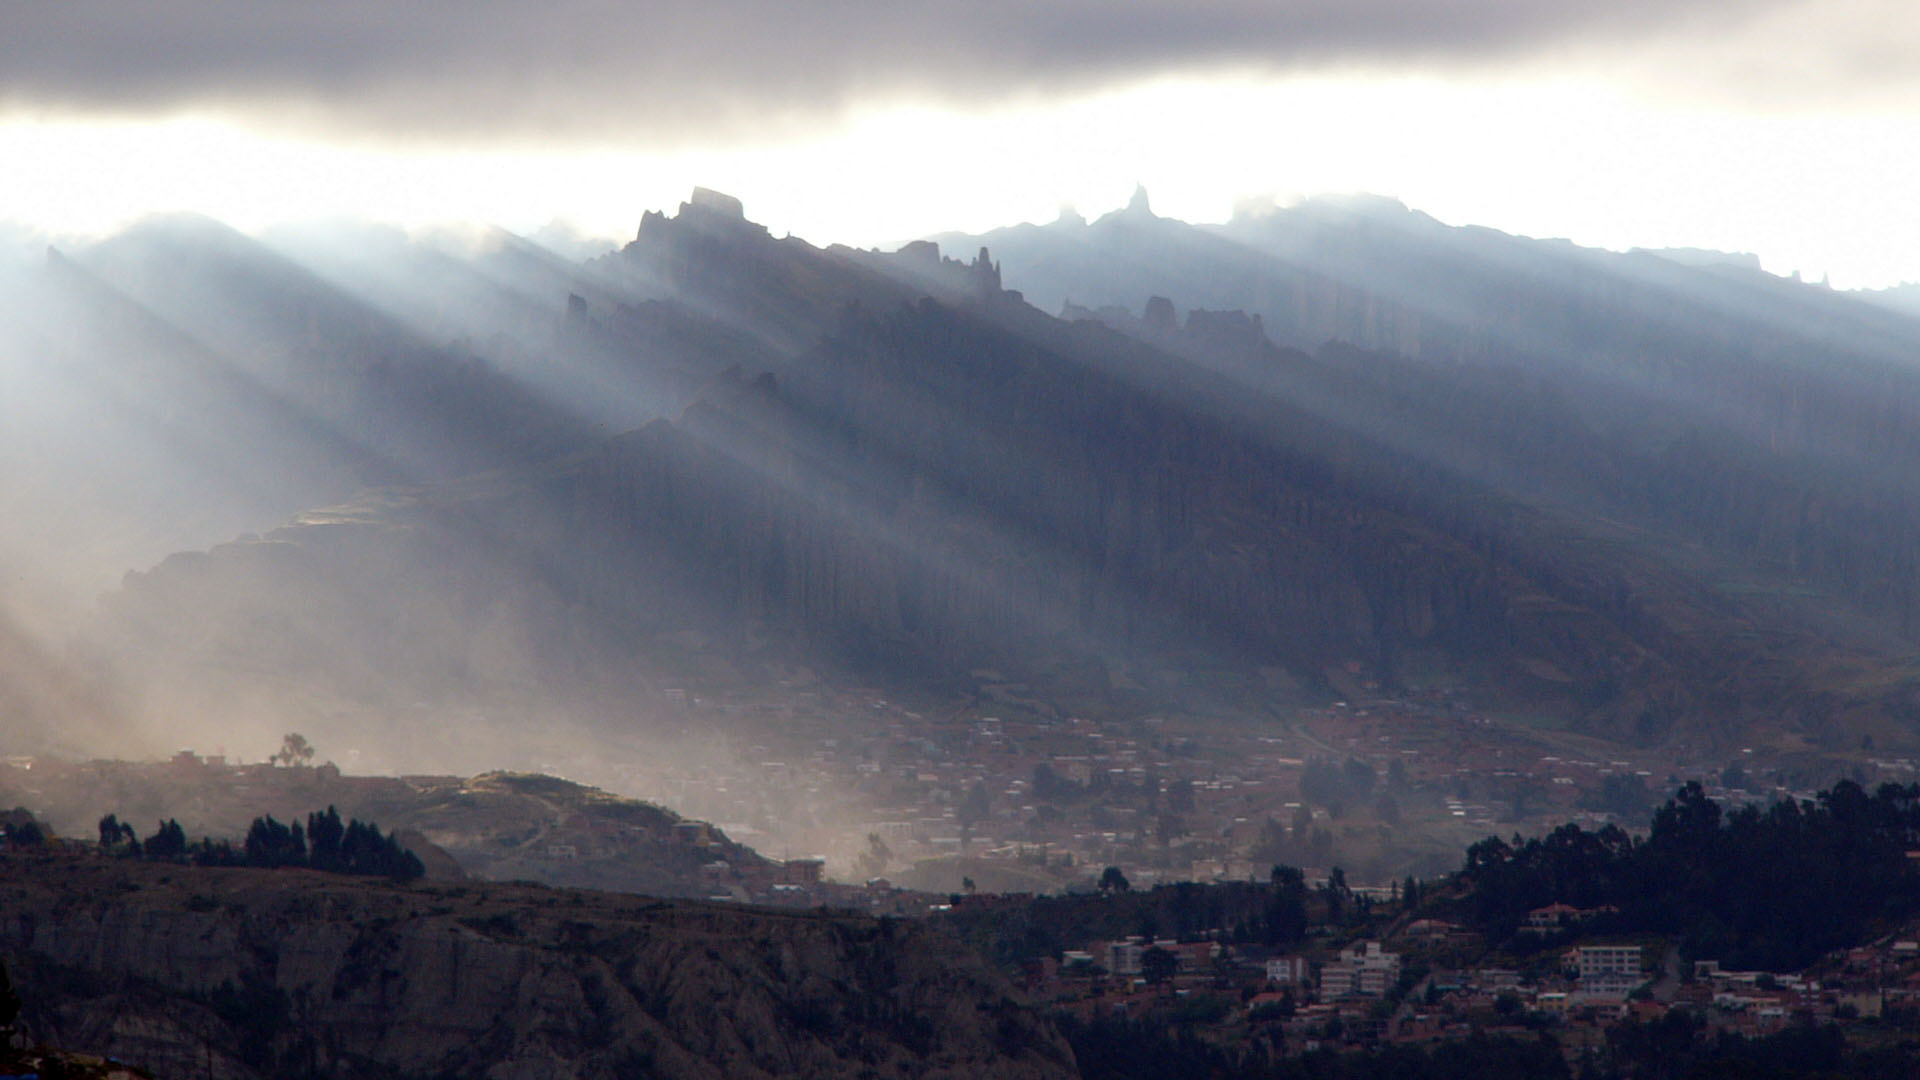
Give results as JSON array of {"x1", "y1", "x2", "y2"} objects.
[
  {"x1": 1299, "y1": 757, "x2": 1378, "y2": 813},
  {"x1": 1589, "y1": 1010, "x2": 1920, "y2": 1080},
  {"x1": 0, "y1": 822, "x2": 44, "y2": 848},
  {"x1": 942, "y1": 869, "x2": 1315, "y2": 969},
  {"x1": 1578, "y1": 773, "x2": 1656, "y2": 820},
  {"x1": 1070, "y1": 1007, "x2": 1920, "y2": 1080},
  {"x1": 96, "y1": 806, "x2": 423, "y2": 881},
  {"x1": 1457, "y1": 780, "x2": 1920, "y2": 970},
  {"x1": 1033, "y1": 763, "x2": 1175, "y2": 815},
  {"x1": 0, "y1": 958, "x2": 19, "y2": 1031},
  {"x1": 1065, "y1": 1017, "x2": 1571, "y2": 1080},
  {"x1": 0, "y1": 807, "x2": 46, "y2": 848},
  {"x1": 1249, "y1": 808, "x2": 1335, "y2": 870}
]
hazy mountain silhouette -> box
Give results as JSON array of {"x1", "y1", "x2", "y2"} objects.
[
  {"x1": 949, "y1": 195, "x2": 1920, "y2": 679},
  {"x1": 1864, "y1": 281, "x2": 1920, "y2": 321},
  {"x1": 63, "y1": 193, "x2": 1920, "y2": 766}
]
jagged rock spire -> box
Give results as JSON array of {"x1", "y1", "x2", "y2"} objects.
[
  {"x1": 688, "y1": 187, "x2": 745, "y2": 219},
  {"x1": 970, "y1": 246, "x2": 1001, "y2": 294}
]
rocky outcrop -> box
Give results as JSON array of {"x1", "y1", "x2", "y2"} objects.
[
  {"x1": 1, "y1": 852, "x2": 1076, "y2": 1080},
  {"x1": 687, "y1": 187, "x2": 748, "y2": 221}
]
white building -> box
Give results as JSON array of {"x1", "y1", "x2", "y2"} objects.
[
  {"x1": 1266, "y1": 956, "x2": 1310, "y2": 985},
  {"x1": 1573, "y1": 945, "x2": 1645, "y2": 1002},
  {"x1": 1577, "y1": 945, "x2": 1643, "y2": 980},
  {"x1": 1328, "y1": 941, "x2": 1401, "y2": 996}
]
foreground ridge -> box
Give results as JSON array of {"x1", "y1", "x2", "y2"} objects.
[{"x1": 0, "y1": 848, "x2": 1075, "y2": 1079}]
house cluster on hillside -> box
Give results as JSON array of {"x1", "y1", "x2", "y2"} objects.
[
  {"x1": 1029, "y1": 918, "x2": 1920, "y2": 1058},
  {"x1": 0, "y1": 678, "x2": 1827, "y2": 906},
  {"x1": 1032, "y1": 934, "x2": 1412, "y2": 1011},
  {"x1": 42, "y1": 676, "x2": 1761, "y2": 907},
  {"x1": 571, "y1": 680, "x2": 1808, "y2": 896}
]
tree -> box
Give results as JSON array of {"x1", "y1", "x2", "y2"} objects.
[
  {"x1": 1099, "y1": 865, "x2": 1131, "y2": 893},
  {"x1": 244, "y1": 815, "x2": 308, "y2": 868},
  {"x1": 1301, "y1": 759, "x2": 1344, "y2": 805},
  {"x1": 4, "y1": 820, "x2": 45, "y2": 847},
  {"x1": 1154, "y1": 813, "x2": 1187, "y2": 844},
  {"x1": 354, "y1": 818, "x2": 424, "y2": 879},
  {"x1": 855, "y1": 832, "x2": 892, "y2": 879},
  {"x1": 1322, "y1": 867, "x2": 1350, "y2": 923},
  {"x1": 1250, "y1": 816, "x2": 1290, "y2": 868},
  {"x1": 957, "y1": 781, "x2": 991, "y2": 833},
  {"x1": 1343, "y1": 757, "x2": 1377, "y2": 795},
  {"x1": 0, "y1": 957, "x2": 19, "y2": 1031},
  {"x1": 307, "y1": 806, "x2": 346, "y2": 872},
  {"x1": 97, "y1": 813, "x2": 137, "y2": 851},
  {"x1": 144, "y1": 818, "x2": 187, "y2": 858},
  {"x1": 1165, "y1": 778, "x2": 1196, "y2": 814},
  {"x1": 1582, "y1": 773, "x2": 1653, "y2": 818},
  {"x1": 1306, "y1": 827, "x2": 1334, "y2": 867},
  {"x1": 273, "y1": 732, "x2": 315, "y2": 767},
  {"x1": 1265, "y1": 866, "x2": 1308, "y2": 944},
  {"x1": 1140, "y1": 946, "x2": 1179, "y2": 986}
]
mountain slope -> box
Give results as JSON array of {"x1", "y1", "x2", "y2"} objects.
[
  {"x1": 50, "y1": 190, "x2": 1920, "y2": 767},
  {"x1": 1, "y1": 850, "x2": 1074, "y2": 1080},
  {"x1": 0, "y1": 759, "x2": 779, "y2": 898}
]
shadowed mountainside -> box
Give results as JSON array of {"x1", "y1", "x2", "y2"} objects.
[
  {"x1": 950, "y1": 195, "x2": 1920, "y2": 651},
  {"x1": 14, "y1": 189, "x2": 1920, "y2": 765},
  {"x1": 77, "y1": 196, "x2": 1920, "y2": 758},
  {"x1": 0, "y1": 849, "x2": 1075, "y2": 1080}
]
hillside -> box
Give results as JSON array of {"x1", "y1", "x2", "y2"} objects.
[
  {"x1": 0, "y1": 188, "x2": 1913, "y2": 796},
  {"x1": 0, "y1": 848, "x2": 1075, "y2": 1079},
  {"x1": 75, "y1": 195, "x2": 1920, "y2": 767},
  {"x1": 949, "y1": 193, "x2": 1920, "y2": 648},
  {"x1": 0, "y1": 757, "x2": 788, "y2": 900}
]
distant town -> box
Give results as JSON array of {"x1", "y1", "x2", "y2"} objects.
[
  {"x1": 518, "y1": 676, "x2": 1884, "y2": 896},
  {"x1": 992, "y1": 911, "x2": 1920, "y2": 1057}
]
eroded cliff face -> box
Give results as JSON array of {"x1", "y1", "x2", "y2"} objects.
[{"x1": 0, "y1": 852, "x2": 1076, "y2": 1080}]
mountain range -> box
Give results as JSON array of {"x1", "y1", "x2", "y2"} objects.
[{"x1": 5, "y1": 187, "x2": 1920, "y2": 770}]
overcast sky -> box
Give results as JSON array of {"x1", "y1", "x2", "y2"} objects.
[{"x1": 2, "y1": 0, "x2": 1916, "y2": 286}]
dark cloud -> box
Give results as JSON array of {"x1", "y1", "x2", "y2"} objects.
[{"x1": 0, "y1": 0, "x2": 1849, "y2": 140}]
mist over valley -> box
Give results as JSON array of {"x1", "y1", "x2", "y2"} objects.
[
  {"x1": 1, "y1": 185, "x2": 1918, "y2": 873},
  {"x1": 9, "y1": 183, "x2": 1920, "y2": 1077}
]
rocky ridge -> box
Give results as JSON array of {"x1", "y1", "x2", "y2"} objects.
[{"x1": 0, "y1": 849, "x2": 1076, "y2": 1080}]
